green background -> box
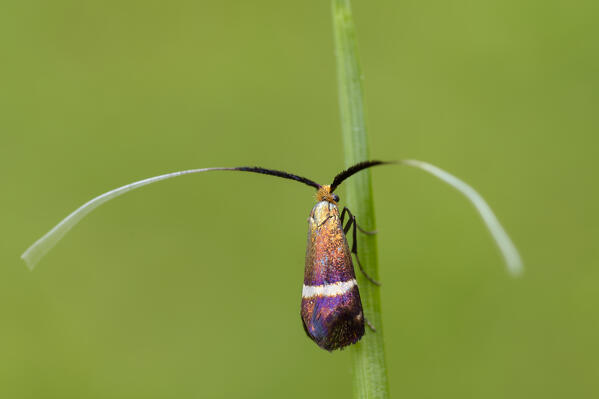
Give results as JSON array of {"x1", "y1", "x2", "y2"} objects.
[{"x1": 2, "y1": 0, "x2": 597, "y2": 398}]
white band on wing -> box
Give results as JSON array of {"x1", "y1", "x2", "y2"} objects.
[{"x1": 302, "y1": 279, "x2": 357, "y2": 298}]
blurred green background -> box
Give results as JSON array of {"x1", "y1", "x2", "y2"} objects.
[{"x1": 2, "y1": 0, "x2": 598, "y2": 398}]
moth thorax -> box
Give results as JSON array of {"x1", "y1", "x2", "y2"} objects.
[{"x1": 310, "y1": 201, "x2": 338, "y2": 227}]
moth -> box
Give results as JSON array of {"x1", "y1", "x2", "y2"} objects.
[{"x1": 21, "y1": 160, "x2": 522, "y2": 351}]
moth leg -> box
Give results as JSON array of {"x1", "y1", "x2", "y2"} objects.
[
  {"x1": 343, "y1": 208, "x2": 381, "y2": 286},
  {"x1": 364, "y1": 316, "x2": 376, "y2": 332},
  {"x1": 357, "y1": 224, "x2": 377, "y2": 235},
  {"x1": 340, "y1": 207, "x2": 377, "y2": 235},
  {"x1": 351, "y1": 226, "x2": 382, "y2": 286},
  {"x1": 342, "y1": 210, "x2": 353, "y2": 234},
  {"x1": 340, "y1": 207, "x2": 351, "y2": 233}
]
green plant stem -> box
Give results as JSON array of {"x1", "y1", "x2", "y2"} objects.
[{"x1": 332, "y1": 1, "x2": 390, "y2": 398}]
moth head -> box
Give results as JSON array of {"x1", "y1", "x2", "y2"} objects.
[{"x1": 316, "y1": 185, "x2": 339, "y2": 204}]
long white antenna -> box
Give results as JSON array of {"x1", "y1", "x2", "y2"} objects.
[
  {"x1": 22, "y1": 160, "x2": 523, "y2": 277},
  {"x1": 21, "y1": 168, "x2": 234, "y2": 270},
  {"x1": 401, "y1": 160, "x2": 523, "y2": 276}
]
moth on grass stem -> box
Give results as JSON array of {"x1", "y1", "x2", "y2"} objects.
[{"x1": 21, "y1": 160, "x2": 522, "y2": 350}]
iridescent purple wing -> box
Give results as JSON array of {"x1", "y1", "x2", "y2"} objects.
[{"x1": 301, "y1": 201, "x2": 365, "y2": 351}]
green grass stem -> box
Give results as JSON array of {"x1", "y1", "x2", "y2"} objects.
[{"x1": 332, "y1": 1, "x2": 390, "y2": 398}]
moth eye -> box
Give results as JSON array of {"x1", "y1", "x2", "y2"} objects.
[{"x1": 332, "y1": 194, "x2": 340, "y2": 202}]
